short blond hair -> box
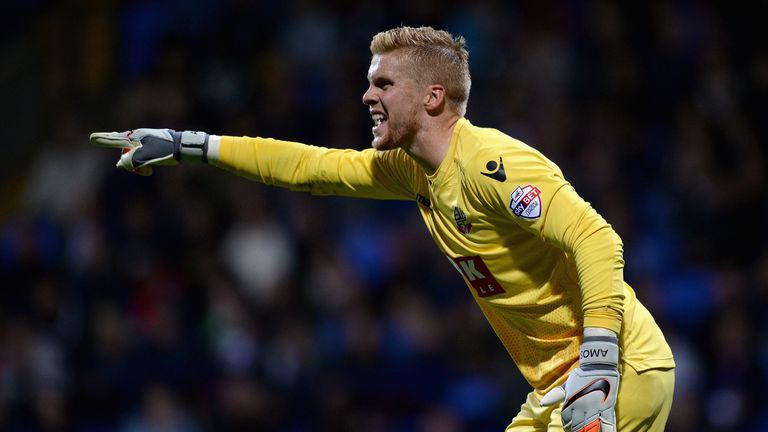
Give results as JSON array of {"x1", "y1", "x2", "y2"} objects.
[{"x1": 370, "y1": 26, "x2": 471, "y2": 116}]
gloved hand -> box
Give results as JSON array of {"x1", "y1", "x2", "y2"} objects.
[
  {"x1": 90, "y1": 128, "x2": 209, "y2": 176},
  {"x1": 541, "y1": 328, "x2": 620, "y2": 432}
]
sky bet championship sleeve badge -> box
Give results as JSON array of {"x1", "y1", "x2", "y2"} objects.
[{"x1": 509, "y1": 185, "x2": 542, "y2": 219}]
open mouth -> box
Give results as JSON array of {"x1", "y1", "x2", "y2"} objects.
[{"x1": 372, "y1": 113, "x2": 387, "y2": 132}]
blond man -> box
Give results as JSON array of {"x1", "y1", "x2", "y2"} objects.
[{"x1": 92, "y1": 26, "x2": 675, "y2": 431}]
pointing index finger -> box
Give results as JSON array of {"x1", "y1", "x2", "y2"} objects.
[{"x1": 89, "y1": 131, "x2": 140, "y2": 149}]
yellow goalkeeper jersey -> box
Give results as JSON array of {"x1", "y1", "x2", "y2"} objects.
[{"x1": 215, "y1": 118, "x2": 675, "y2": 391}]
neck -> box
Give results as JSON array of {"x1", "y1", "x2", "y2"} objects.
[{"x1": 405, "y1": 115, "x2": 461, "y2": 175}]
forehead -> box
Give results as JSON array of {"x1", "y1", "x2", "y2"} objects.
[{"x1": 367, "y1": 51, "x2": 410, "y2": 81}]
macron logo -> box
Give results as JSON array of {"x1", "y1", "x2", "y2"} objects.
[{"x1": 481, "y1": 157, "x2": 506, "y2": 182}]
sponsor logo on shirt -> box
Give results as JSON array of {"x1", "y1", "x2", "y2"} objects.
[
  {"x1": 481, "y1": 157, "x2": 506, "y2": 182},
  {"x1": 509, "y1": 185, "x2": 542, "y2": 219},
  {"x1": 453, "y1": 206, "x2": 472, "y2": 234},
  {"x1": 448, "y1": 256, "x2": 506, "y2": 297}
]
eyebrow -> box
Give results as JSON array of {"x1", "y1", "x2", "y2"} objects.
[{"x1": 371, "y1": 76, "x2": 393, "y2": 86}]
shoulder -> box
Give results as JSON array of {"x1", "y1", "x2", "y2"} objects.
[
  {"x1": 455, "y1": 121, "x2": 571, "y2": 222},
  {"x1": 456, "y1": 121, "x2": 563, "y2": 187},
  {"x1": 369, "y1": 147, "x2": 419, "y2": 169}
]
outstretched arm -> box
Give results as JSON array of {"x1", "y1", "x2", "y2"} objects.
[
  {"x1": 215, "y1": 135, "x2": 416, "y2": 200},
  {"x1": 91, "y1": 129, "x2": 418, "y2": 201}
]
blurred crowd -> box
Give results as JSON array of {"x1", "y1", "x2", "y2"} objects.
[{"x1": 1, "y1": 1, "x2": 767, "y2": 431}]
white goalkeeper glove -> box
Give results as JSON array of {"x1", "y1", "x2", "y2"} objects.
[
  {"x1": 90, "y1": 128, "x2": 210, "y2": 176},
  {"x1": 541, "y1": 328, "x2": 620, "y2": 432}
]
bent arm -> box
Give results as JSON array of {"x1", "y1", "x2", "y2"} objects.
[{"x1": 210, "y1": 135, "x2": 417, "y2": 200}]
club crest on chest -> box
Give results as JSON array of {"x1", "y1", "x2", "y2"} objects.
[{"x1": 453, "y1": 206, "x2": 472, "y2": 234}]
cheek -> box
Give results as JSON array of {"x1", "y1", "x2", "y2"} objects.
[{"x1": 388, "y1": 94, "x2": 418, "y2": 117}]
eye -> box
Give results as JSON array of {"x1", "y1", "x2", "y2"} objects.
[{"x1": 374, "y1": 78, "x2": 393, "y2": 89}]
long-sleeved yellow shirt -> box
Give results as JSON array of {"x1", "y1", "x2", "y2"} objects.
[{"x1": 214, "y1": 118, "x2": 674, "y2": 391}]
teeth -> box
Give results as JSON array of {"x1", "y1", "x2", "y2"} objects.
[{"x1": 372, "y1": 114, "x2": 385, "y2": 126}]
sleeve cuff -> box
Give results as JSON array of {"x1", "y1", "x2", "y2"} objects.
[
  {"x1": 583, "y1": 315, "x2": 622, "y2": 335},
  {"x1": 208, "y1": 135, "x2": 221, "y2": 165}
]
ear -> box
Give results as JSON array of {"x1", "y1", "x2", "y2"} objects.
[{"x1": 424, "y1": 84, "x2": 446, "y2": 115}]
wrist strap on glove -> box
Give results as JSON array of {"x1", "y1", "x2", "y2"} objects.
[
  {"x1": 579, "y1": 333, "x2": 619, "y2": 370},
  {"x1": 175, "y1": 130, "x2": 210, "y2": 163}
]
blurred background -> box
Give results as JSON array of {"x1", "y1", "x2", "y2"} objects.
[{"x1": 0, "y1": 0, "x2": 766, "y2": 430}]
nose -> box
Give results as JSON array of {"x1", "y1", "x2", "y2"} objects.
[{"x1": 362, "y1": 85, "x2": 377, "y2": 107}]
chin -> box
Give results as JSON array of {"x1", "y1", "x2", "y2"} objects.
[{"x1": 371, "y1": 136, "x2": 397, "y2": 151}]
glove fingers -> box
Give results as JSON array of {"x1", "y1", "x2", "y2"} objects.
[
  {"x1": 116, "y1": 148, "x2": 155, "y2": 176},
  {"x1": 576, "y1": 417, "x2": 601, "y2": 432},
  {"x1": 90, "y1": 131, "x2": 140, "y2": 149},
  {"x1": 599, "y1": 419, "x2": 615, "y2": 432},
  {"x1": 117, "y1": 147, "x2": 136, "y2": 170},
  {"x1": 570, "y1": 413, "x2": 616, "y2": 432}
]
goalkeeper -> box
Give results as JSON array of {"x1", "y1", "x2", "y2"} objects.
[{"x1": 92, "y1": 26, "x2": 675, "y2": 431}]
